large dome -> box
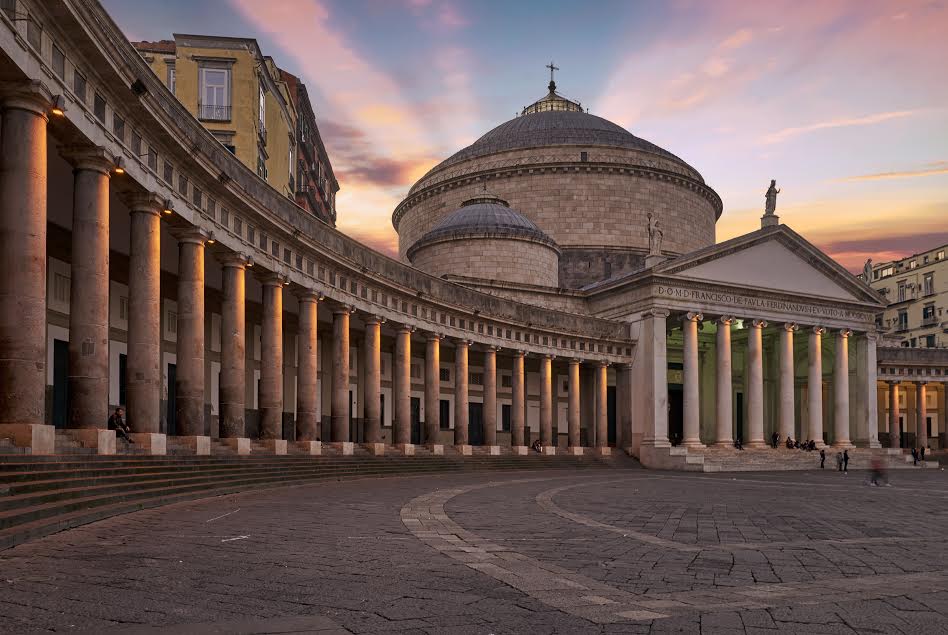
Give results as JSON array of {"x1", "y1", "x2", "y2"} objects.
[{"x1": 417, "y1": 110, "x2": 704, "y2": 190}]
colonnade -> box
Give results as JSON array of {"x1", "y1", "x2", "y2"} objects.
[{"x1": 884, "y1": 380, "x2": 945, "y2": 449}]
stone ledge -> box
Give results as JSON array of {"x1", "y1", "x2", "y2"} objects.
[
  {"x1": 541, "y1": 446, "x2": 557, "y2": 456},
  {"x1": 426, "y1": 444, "x2": 444, "y2": 455},
  {"x1": 65, "y1": 428, "x2": 116, "y2": 455},
  {"x1": 129, "y1": 432, "x2": 167, "y2": 456},
  {"x1": 511, "y1": 446, "x2": 528, "y2": 456},
  {"x1": 218, "y1": 437, "x2": 250, "y2": 455},
  {"x1": 294, "y1": 440, "x2": 321, "y2": 455},
  {"x1": 395, "y1": 443, "x2": 414, "y2": 456},
  {"x1": 455, "y1": 444, "x2": 472, "y2": 456},
  {"x1": 0, "y1": 423, "x2": 55, "y2": 455},
  {"x1": 174, "y1": 436, "x2": 211, "y2": 455},
  {"x1": 363, "y1": 442, "x2": 385, "y2": 456}
]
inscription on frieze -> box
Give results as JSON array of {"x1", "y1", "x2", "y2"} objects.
[{"x1": 655, "y1": 285, "x2": 872, "y2": 322}]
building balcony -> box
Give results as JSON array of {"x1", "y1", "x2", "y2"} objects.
[
  {"x1": 198, "y1": 104, "x2": 231, "y2": 122},
  {"x1": 921, "y1": 316, "x2": 938, "y2": 327},
  {"x1": 893, "y1": 323, "x2": 911, "y2": 333},
  {"x1": 258, "y1": 124, "x2": 267, "y2": 145}
]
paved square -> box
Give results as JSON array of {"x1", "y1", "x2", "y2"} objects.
[{"x1": 1, "y1": 468, "x2": 946, "y2": 633}]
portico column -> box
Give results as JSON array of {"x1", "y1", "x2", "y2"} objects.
[
  {"x1": 855, "y1": 332, "x2": 881, "y2": 448},
  {"x1": 64, "y1": 148, "x2": 112, "y2": 439},
  {"x1": 616, "y1": 363, "x2": 633, "y2": 452},
  {"x1": 454, "y1": 340, "x2": 470, "y2": 450},
  {"x1": 595, "y1": 361, "x2": 609, "y2": 453},
  {"x1": 362, "y1": 315, "x2": 383, "y2": 447},
  {"x1": 833, "y1": 330, "x2": 852, "y2": 447},
  {"x1": 778, "y1": 323, "x2": 798, "y2": 442},
  {"x1": 483, "y1": 347, "x2": 498, "y2": 449},
  {"x1": 916, "y1": 381, "x2": 928, "y2": 449},
  {"x1": 714, "y1": 316, "x2": 734, "y2": 447},
  {"x1": 217, "y1": 254, "x2": 248, "y2": 454},
  {"x1": 746, "y1": 319, "x2": 767, "y2": 448},
  {"x1": 173, "y1": 229, "x2": 208, "y2": 449},
  {"x1": 511, "y1": 350, "x2": 526, "y2": 450},
  {"x1": 331, "y1": 306, "x2": 352, "y2": 443},
  {"x1": 258, "y1": 275, "x2": 284, "y2": 447},
  {"x1": 539, "y1": 354, "x2": 554, "y2": 450},
  {"x1": 296, "y1": 291, "x2": 321, "y2": 442},
  {"x1": 0, "y1": 87, "x2": 51, "y2": 452},
  {"x1": 681, "y1": 312, "x2": 703, "y2": 448},
  {"x1": 125, "y1": 194, "x2": 163, "y2": 450},
  {"x1": 888, "y1": 381, "x2": 901, "y2": 448},
  {"x1": 393, "y1": 325, "x2": 413, "y2": 448},
  {"x1": 807, "y1": 326, "x2": 825, "y2": 446},
  {"x1": 567, "y1": 359, "x2": 581, "y2": 449},
  {"x1": 424, "y1": 334, "x2": 441, "y2": 447},
  {"x1": 639, "y1": 309, "x2": 670, "y2": 455}
]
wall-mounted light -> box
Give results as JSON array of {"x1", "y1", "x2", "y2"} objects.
[
  {"x1": 206, "y1": 232, "x2": 216, "y2": 245},
  {"x1": 113, "y1": 157, "x2": 125, "y2": 175},
  {"x1": 50, "y1": 95, "x2": 66, "y2": 117},
  {"x1": 246, "y1": 256, "x2": 254, "y2": 268},
  {"x1": 162, "y1": 198, "x2": 173, "y2": 215}
]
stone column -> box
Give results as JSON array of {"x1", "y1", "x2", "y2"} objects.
[
  {"x1": 511, "y1": 350, "x2": 526, "y2": 453},
  {"x1": 217, "y1": 254, "x2": 249, "y2": 454},
  {"x1": 567, "y1": 359, "x2": 581, "y2": 451},
  {"x1": 616, "y1": 363, "x2": 633, "y2": 453},
  {"x1": 538, "y1": 354, "x2": 554, "y2": 452},
  {"x1": 124, "y1": 194, "x2": 165, "y2": 454},
  {"x1": 807, "y1": 326, "x2": 825, "y2": 446},
  {"x1": 682, "y1": 312, "x2": 703, "y2": 448},
  {"x1": 171, "y1": 229, "x2": 209, "y2": 454},
  {"x1": 454, "y1": 340, "x2": 470, "y2": 452},
  {"x1": 424, "y1": 333, "x2": 442, "y2": 449},
  {"x1": 888, "y1": 381, "x2": 900, "y2": 448},
  {"x1": 296, "y1": 291, "x2": 321, "y2": 448},
  {"x1": 778, "y1": 323, "x2": 797, "y2": 442},
  {"x1": 639, "y1": 309, "x2": 671, "y2": 461},
  {"x1": 331, "y1": 306, "x2": 352, "y2": 447},
  {"x1": 746, "y1": 319, "x2": 767, "y2": 448},
  {"x1": 362, "y1": 315, "x2": 383, "y2": 454},
  {"x1": 595, "y1": 361, "x2": 610, "y2": 454},
  {"x1": 714, "y1": 316, "x2": 734, "y2": 447},
  {"x1": 393, "y1": 325, "x2": 413, "y2": 451},
  {"x1": 833, "y1": 330, "x2": 852, "y2": 447},
  {"x1": 916, "y1": 381, "x2": 927, "y2": 449},
  {"x1": 62, "y1": 148, "x2": 114, "y2": 454},
  {"x1": 483, "y1": 347, "x2": 498, "y2": 451},
  {"x1": 0, "y1": 86, "x2": 54, "y2": 454},
  {"x1": 854, "y1": 332, "x2": 881, "y2": 448},
  {"x1": 257, "y1": 275, "x2": 285, "y2": 453}
]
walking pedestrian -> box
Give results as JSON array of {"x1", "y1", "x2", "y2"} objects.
[
  {"x1": 920, "y1": 446, "x2": 926, "y2": 462},
  {"x1": 819, "y1": 448, "x2": 825, "y2": 469},
  {"x1": 843, "y1": 449, "x2": 849, "y2": 474},
  {"x1": 911, "y1": 447, "x2": 918, "y2": 465},
  {"x1": 836, "y1": 452, "x2": 843, "y2": 471}
]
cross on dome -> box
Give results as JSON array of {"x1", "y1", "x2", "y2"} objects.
[{"x1": 546, "y1": 60, "x2": 559, "y2": 91}]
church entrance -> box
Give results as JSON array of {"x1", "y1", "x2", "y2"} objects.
[
  {"x1": 468, "y1": 402, "x2": 483, "y2": 446},
  {"x1": 410, "y1": 397, "x2": 422, "y2": 444},
  {"x1": 668, "y1": 385, "x2": 683, "y2": 445}
]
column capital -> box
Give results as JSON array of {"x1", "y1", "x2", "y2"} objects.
[
  {"x1": 782, "y1": 322, "x2": 799, "y2": 332},
  {"x1": 121, "y1": 191, "x2": 165, "y2": 216},
  {"x1": 453, "y1": 338, "x2": 472, "y2": 348},
  {"x1": 598, "y1": 360, "x2": 610, "y2": 368},
  {"x1": 643, "y1": 308, "x2": 671, "y2": 319},
  {"x1": 483, "y1": 344, "x2": 502, "y2": 352},
  {"x1": 541, "y1": 353, "x2": 556, "y2": 360},
  {"x1": 569, "y1": 357, "x2": 582, "y2": 365},
  {"x1": 426, "y1": 331, "x2": 445, "y2": 342},
  {"x1": 863, "y1": 330, "x2": 881, "y2": 342},
  {"x1": 750, "y1": 319, "x2": 768, "y2": 329},
  {"x1": 886, "y1": 380, "x2": 901, "y2": 386},
  {"x1": 394, "y1": 323, "x2": 416, "y2": 334},
  {"x1": 294, "y1": 288, "x2": 325, "y2": 303},
  {"x1": 0, "y1": 79, "x2": 54, "y2": 117},
  {"x1": 216, "y1": 252, "x2": 251, "y2": 269},
  {"x1": 59, "y1": 145, "x2": 115, "y2": 175},
  {"x1": 512, "y1": 349, "x2": 526, "y2": 358},
  {"x1": 171, "y1": 226, "x2": 209, "y2": 245},
  {"x1": 682, "y1": 312, "x2": 703, "y2": 323},
  {"x1": 717, "y1": 315, "x2": 735, "y2": 325},
  {"x1": 915, "y1": 380, "x2": 928, "y2": 386},
  {"x1": 811, "y1": 326, "x2": 826, "y2": 335},
  {"x1": 362, "y1": 314, "x2": 385, "y2": 325},
  {"x1": 837, "y1": 328, "x2": 853, "y2": 338},
  {"x1": 327, "y1": 300, "x2": 355, "y2": 315},
  {"x1": 256, "y1": 271, "x2": 288, "y2": 287}
]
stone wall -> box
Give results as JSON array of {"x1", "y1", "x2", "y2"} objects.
[{"x1": 410, "y1": 237, "x2": 559, "y2": 288}]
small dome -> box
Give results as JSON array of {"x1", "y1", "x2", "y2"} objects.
[{"x1": 407, "y1": 195, "x2": 558, "y2": 259}]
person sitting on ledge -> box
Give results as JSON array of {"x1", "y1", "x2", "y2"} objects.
[
  {"x1": 531, "y1": 438, "x2": 542, "y2": 453},
  {"x1": 771, "y1": 431, "x2": 779, "y2": 449},
  {"x1": 809, "y1": 440, "x2": 817, "y2": 451},
  {"x1": 108, "y1": 407, "x2": 132, "y2": 444},
  {"x1": 793, "y1": 439, "x2": 801, "y2": 449},
  {"x1": 734, "y1": 437, "x2": 744, "y2": 451}
]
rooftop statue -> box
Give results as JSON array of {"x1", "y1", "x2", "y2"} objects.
[
  {"x1": 647, "y1": 213, "x2": 664, "y2": 256},
  {"x1": 764, "y1": 179, "x2": 780, "y2": 217}
]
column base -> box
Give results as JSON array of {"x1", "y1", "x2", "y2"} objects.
[
  {"x1": 712, "y1": 441, "x2": 734, "y2": 448},
  {"x1": 832, "y1": 441, "x2": 856, "y2": 449},
  {"x1": 362, "y1": 442, "x2": 385, "y2": 456},
  {"x1": 0, "y1": 423, "x2": 55, "y2": 455},
  {"x1": 395, "y1": 443, "x2": 414, "y2": 456},
  {"x1": 745, "y1": 441, "x2": 768, "y2": 449},
  {"x1": 175, "y1": 435, "x2": 211, "y2": 455},
  {"x1": 328, "y1": 441, "x2": 354, "y2": 456},
  {"x1": 682, "y1": 439, "x2": 706, "y2": 449},
  {"x1": 486, "y1": 445, "x2": 501, "y2": 456},
  {"x1": 218, "y1": 437, "x2": 250, "y2": 455},
  {"x1": 295, "y1": 440, "x2": 321, "y2": 455},
  {"x1": 129, "y1": 432, "x2": 167, "y2": 455},
  {"x1": 541, "y1": 446, "x2": 557, "y2": 456},
  {"x1": 567, "y1": 446, "x2": 585, "y2": 456},
  {"x1": 426, "y1": 444, "x2": 444, "y2": 455},
  {"x1": 512, "y1": 446, "x2": 528, "y2": 456},
  {"x1": 455, "y1": 444, "x2": 472, "y2": 456},
  {"x1": 65, "y1": 428, "x2": 116, "y2": 455},
  {"x1": 593, "y1": 446, "x2": 611, "y2": 456}
]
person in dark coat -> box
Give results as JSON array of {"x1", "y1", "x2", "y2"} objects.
[
  {"x1": 819, "y1": 448, "x2": 825, "y2": 469},
  {"x1": 108, "y1": 407, "x2": 132, "y2": 443},
  {"x1": 843, "y1": 449, "x2": 849, "y2": 473}
]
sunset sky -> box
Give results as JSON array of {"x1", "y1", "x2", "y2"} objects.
[{"x1": 104, "y1": 0, "x2": 948, "y2": 271}]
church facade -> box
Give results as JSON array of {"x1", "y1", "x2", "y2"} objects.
[{"x1": 1, "y1": 0, "x2": 935, "y2": 467}]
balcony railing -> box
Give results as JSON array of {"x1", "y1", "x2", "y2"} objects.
[
  {"x1": 921, "y1": 316, "x2": 938, "y2": 327},
  {"x1": 197, "y1": 103, "x2": 231, "y2": 121}
]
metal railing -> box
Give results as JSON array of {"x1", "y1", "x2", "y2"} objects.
[
  {"x1": 197, "y1": 103, "x2": 231, "y2": 121},
  {"x1": 921, "y1": 316, "x2": 938, "y2": 327}
]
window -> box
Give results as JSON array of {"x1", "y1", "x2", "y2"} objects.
[
  {"x1": 206, "y1": 199, "x2": 216, "y2": 219},
  {"x1": 192, "y1": 186, "x2": 202, "y2": 209},
  {"x1": 167, "y1": 64, "x2": 175, "y2": 95},
  {"x1": 470, "y1": 372, "x2": 483, "y2": 386},
  {"x1": 938, "y1": 250, "x2": 945, "y2": 261},
  {"x1": 53, "y1": 273, "x2": 70, "y2": 304},
  {"x1": 439, "y1": 400, "x2": 450, "y2": 430},
  {"x1": 898, "y1": 281, "x2": 907, "y2": 303},
  {"x1": 923, "y1": 273, "x2": 934, "y2": 296},
  {"x1": 51, "y1": 45, "x2": 65, "y2": 79},
  {"x1": 259, "y1": 233, "x2": 267, "y2": 250},
  {"x1": 148, "y1": 149, "x2": 158, "y2": 172},
  {"x1": 580, "y1": 151, "x2": 588, "y2": 162},
  {"x1": 130, "y1": 132, "x2": 142, "y2": 156},
  {"x1": 247, "y1": 225, "x2": 255, "y2": 243},
  {"x1": 925, "y1": 335, "x2": 936, "y2": 348},
  {"x1": 233, "y1": 216, "x2": 241, "y2": 235},
  {"x1": 501, "y1": 404, "x2": 511, "y2": 432},
  {"x1": 26, "y1": 16, "x2": 41, "y2": 49},
  {"x1": 881, "y1": 266, "x2": 894, "y2": 278},
  {"x1": 1, "y1": 0, "x2": 15, "y2": 20},
  {"x1": 897, "y1": 309, "x2": 908, "y2": 330},
  {"x1": 167, "y1": 311, "x2": 177, "y2": 335},
  {"x1": 439, "y1": 368, "x2": 450, "y2": 382},
  {"x1": 258, "y1": 84, "x2": 266, "y2": 127},
  {"x1": 257, "y1": 154, "x2": 266, "y2": 179},
  {"x1": 283, "y1": 248, "x2": 291, "y2": 264},
  {"x1": 271, "y1": 241, "x2": 279, "y2": 257},
  {"x1": 501, "y1": 374, "x2": 512, "y2": 388},
  {"x1": 119, "y1": 296, "x2": 129, "y2": 321},
  {"x1": 909, "y1": 260, "x2": 917, "y2": 269},
  {"x1": 73, "y1": 72, "x2": 87, "y2": 103},
  {"x1": 93, "y1": 93, "x2": 106, "y2": 123},
  {"x1": 198, "y1": 67, "x2": 230, "y2": 121},
  {"x1": 112, "y1": 114, "x2": 125, "y2": 142}
]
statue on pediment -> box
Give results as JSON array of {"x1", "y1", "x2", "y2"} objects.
[
  {"x1": 764, "y1": 179, "x2": 780, "y2": 217},
  {"x1": 647, "y1": 213, "x2": 664, "y2": 256},
  {"x1": 863, "y1": 258, "x2": 873, "y2": 281}
]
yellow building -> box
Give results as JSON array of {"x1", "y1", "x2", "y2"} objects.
[{"x1": 133, "y1": 35, "x2": 297, "y2": 200}]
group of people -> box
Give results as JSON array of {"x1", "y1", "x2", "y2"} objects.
[
  {"x1": 785, "y1": 436, "x2": 817, "y2": 451},
  {"x1": 818, "y1": 448, "x2": 850, "y2": 472},
  {"x1": 911, "y1": 446, "x2": 928, "y2": 465}
]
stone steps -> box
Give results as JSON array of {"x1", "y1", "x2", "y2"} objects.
[{"x1": 677, "y1": 447, "x2": 940, "y2": 472}]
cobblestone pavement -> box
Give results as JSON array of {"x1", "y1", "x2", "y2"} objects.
[{"x1": 1, "y1": 468, "x2": 946, "y2": 634}]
